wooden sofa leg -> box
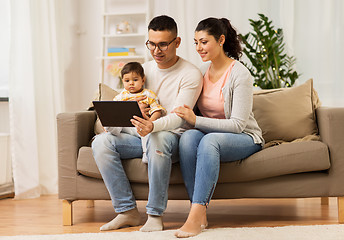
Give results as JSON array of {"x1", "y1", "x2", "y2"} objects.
[
  {"x1": 86, "y1": 200, "x2": 95, "y2": 208},
  {"x1": 62, "y1": 200, "x2": 73, "y2": 226},
  {"x1": 321, "y1": 197, "x2": 329, "y2": 205},
  {"x1": 338, "y1": 197, "x2": 344, "y2": 224}
]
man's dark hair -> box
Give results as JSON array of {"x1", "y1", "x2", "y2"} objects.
[
  {"x1": 148, "y1": 15, "x2": 178, "y2": 36},
  {"x1": 121, "y1": 62, "x2": 145, "y2": 79}
]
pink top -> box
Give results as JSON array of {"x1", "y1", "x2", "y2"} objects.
[{"x1": 198, "y1": 61, "x2": 236, "y2": 119}]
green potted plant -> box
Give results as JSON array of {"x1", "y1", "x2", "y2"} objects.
[{"x1": 240, "y1": 13, "x2": 300, "y2": 89}]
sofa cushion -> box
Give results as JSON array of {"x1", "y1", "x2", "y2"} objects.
[
  {"x1": 89, "y1": 83, "x2": 119, "y2": 135},
  {"x1": 77, "y1": 141, "x2": 330, "y2": 184},
  {"x1": 77, "y1": 146, "x2": 184, "y2": 183},
  {"x1": 89, "y1": 83, "x2": 119, "y2": 109},
  {"x1": 253, "y1": 79, "x2": 318, "y2": 143},
  {"x1": 218, "y1": 141, "x2": 330, "y2": 183},
  {"x1": 77, "y1": 147, "x2": 102, "y2": 179}
]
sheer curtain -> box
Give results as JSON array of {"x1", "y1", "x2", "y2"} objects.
[
  {"x1": 9, "y1": 0, "x2": 65, "y2": 198},
  {"x1": 292, "y1": 0, "x2": 344, "y2": 107},
  {"x1": 153, "y1": 0, "x2": 344, "y2": 107},
  {"x1": 0, "y1": 0, "x2": 10, "y2": 99}
]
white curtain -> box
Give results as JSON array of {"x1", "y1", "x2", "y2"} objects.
[
  {"x1": 0, "y1": 0, "x2": 10, "y2": 98},
  {"x1": 9, "y1": 0, "x2": 65, "y2": 198},
  {"x1": 153, "y1": 0, "x2": 344, "y2": 107},
  {"x1": 292, "y1": 0, "x2": 344, "y2": 107}
]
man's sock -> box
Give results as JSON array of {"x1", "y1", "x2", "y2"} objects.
[
  {"x1": 139, "y1": 215, "x2": 163, "y2": 232},
  {"x1": 100, "y1": 208, "x2": 140, "y2": 231},
  {"x1": 141, "y1": 152, "x2": 148, "y2": 163}
]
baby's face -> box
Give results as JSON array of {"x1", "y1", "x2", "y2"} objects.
[{"x1": 122, "y1": 72, "x2": 144, "y2": 93}]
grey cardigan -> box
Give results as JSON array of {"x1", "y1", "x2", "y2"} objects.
[{"x1": 195, "y1": 61, "x2": 264, "y2": 145}]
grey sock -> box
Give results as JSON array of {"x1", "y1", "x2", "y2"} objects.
[
  {"x1": 139, "y1": 215, "x2": 163, "y2": 232},
  {"x1": 100, "y1": 208, "x2": 140, "y2": 231}
]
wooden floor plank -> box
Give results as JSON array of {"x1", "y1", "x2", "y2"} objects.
[{"x1": 0, "y1": 195, "x2": 339, "y2": 236}]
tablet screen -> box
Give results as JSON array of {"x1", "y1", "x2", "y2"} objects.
[{"x1": 93, "y1": 101, "x2": 143, "y2": 127}]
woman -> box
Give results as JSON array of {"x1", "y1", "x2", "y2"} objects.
[{"x1": 173, "y1": 17, "x2": 264, "y2": 238}]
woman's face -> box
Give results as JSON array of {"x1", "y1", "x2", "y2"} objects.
[{"x1": 194, "y1": 30, "x2": 223, "y2": 62}]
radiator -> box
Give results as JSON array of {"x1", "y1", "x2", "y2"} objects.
[
  {"x1": 0, "y1": 101, "x2": 12, "y2": 186},
  {"x1": 0, "y1": 133, "x2": 11, "y2": 185}
]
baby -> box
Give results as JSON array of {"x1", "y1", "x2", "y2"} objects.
[{"x1": 106, "y1": 62, "x2": 165, "y2": 163}]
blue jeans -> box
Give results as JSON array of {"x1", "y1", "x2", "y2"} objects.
[
  {"x1": 92, "y1": 131, "x2": 179, "y2": 216},
  {"x1": 179, "y1": 129, "x2": 262, "y2": 205}
]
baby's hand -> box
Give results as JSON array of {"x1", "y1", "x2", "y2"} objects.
[
  {"x1": 134, "y1": 96, "x2": 150, "y2": 116},
  {"x1": 134, "y1": 95, "x2": 147, "y2": 102}
]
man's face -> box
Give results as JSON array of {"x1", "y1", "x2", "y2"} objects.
[{"x1": 147, "y1": 30, "x2": 180, "y2": 69}]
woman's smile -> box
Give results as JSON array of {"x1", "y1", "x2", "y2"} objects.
[{"x1": 198, "y1": 52, "x2": 207, "y2": 58}]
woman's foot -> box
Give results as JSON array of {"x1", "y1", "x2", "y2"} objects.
[
  {"x1": 201, "y1": 221, "x2": 208, "y2": 230},
  {"x1": 174, "y1": 204, "x2": 207, "y2": 238}
]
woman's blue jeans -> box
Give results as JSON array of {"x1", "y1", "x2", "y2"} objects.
[
  {"x1": 92, "y1": 131, "x2": 179, "y2": 216},
  {"x1": 179, "y1": 129, "x2": 262, "y2": 205}
]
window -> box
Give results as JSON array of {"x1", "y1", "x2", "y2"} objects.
[{"x1": 0, "y1": 0, "x2": 10, "y2": 99}]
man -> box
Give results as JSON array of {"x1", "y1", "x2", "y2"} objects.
[{"x1": 92, "y1": 15, "x2": 202, "y2": 232}]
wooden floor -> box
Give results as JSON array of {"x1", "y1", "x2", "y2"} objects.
[{"x1": 0, "y1": 195, "x2": 340, "y2": 236}]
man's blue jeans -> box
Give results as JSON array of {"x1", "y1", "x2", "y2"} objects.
[
  {"x1": 179, "y1": 129, "x2": 262, "y2": 205},
  {"x1": 92, "y1": 131, "x2": 179, "y2": 216}
]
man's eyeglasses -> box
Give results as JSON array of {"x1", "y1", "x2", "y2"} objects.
[{"x1": 145, "y1": 37, "x2": 177, "y2": 51}]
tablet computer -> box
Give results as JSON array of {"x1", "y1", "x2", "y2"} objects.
[{"x1": 92, "y1": 101, "x2": 143, "y2": 127}]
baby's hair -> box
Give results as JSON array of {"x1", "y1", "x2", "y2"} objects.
[{"x1": 121, "y1": 62, "x2": 145, "y2": 79}]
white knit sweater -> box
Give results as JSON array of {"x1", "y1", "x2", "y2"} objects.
[{"x1": 143, "y1": 57, "x2": 203, "y2": 134}]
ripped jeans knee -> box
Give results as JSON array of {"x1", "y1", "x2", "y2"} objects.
[
  {"x1": 155, "y1": 150, "x2": 164, "y2": 156},
  {"x1": 146, "y1": 131, "x2": 179, "y2": 164}
]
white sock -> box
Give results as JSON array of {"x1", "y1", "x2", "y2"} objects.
[
  {"x1": 100, "y1": 208, "x2": 140, "y2": 231},
  {"x1": 142, "y1": 152, "x2": 148, "y2": 163},
  {"x1": 139, "y1": 215, "x2": 163, "y2": 232}
]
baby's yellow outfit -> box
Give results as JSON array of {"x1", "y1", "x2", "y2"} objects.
[
  {"x1": 114, "y1": 88, "x2": 166, "y2": 116},
  {"x1": 111, "y1": 88, "x2": 165, "y2": 163}
]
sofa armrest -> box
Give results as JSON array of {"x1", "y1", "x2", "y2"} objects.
[
  {"x1": 316, "y1": 107, "x2": 344, "y2": 179},
  {"x1": 56, "y1": 111, "x2": 97, "y2": 200}
]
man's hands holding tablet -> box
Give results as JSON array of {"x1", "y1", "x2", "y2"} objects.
[
  {"x1": 131, "y1": 113, "x2": 153, "y2": 137},
  {"x1": 131, "y1": 95, "x2": 154, "y2": 137}
]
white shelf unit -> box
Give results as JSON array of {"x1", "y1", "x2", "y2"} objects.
[{"x1": 100, "y1": 0, "x2": 151, "y2": 91}]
